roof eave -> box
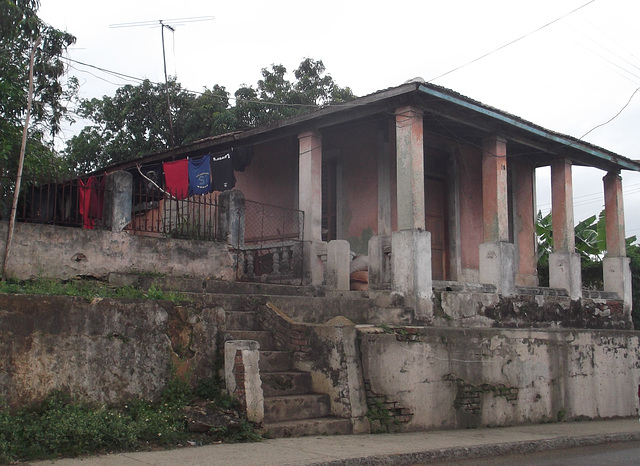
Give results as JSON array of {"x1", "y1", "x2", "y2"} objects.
[{"x1": 417, "y1": 84, "x2": 640, "y2": 172}]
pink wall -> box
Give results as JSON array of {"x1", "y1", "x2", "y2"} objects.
[
  {"x1": 324, "y1": 121, "x2": 380, "y2": 252},
  {"x1": 234, "y1": 137, "x2": 298, "y2": 209}
]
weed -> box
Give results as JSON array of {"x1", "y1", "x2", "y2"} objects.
[
  {"x1": 0, "y1": 374, "x2": 261, "y2": 463},
  {"x1": 366, "y1": 398, "x2": 396, "y2": 433},
  {"x1": 0, "y1": 278, "x2": 191, "y2": 303}
]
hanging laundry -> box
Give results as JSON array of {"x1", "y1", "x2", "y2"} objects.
[
  {"x1": 88, "y1": 176, "x2": 105, "y2": 220},
  {"x1": 163, "y1": 159, "x2": 189, "y2": 200},
  {"x1": 188, "y1": 155, "x2": 212, "y2": 195},
  {"x1": 232, "y1": 145, "x2": 254, "y2": 172},
  {"x1": 78, "y1": 178, "x2": 94, "y2": 229},
  {"x1": 210, "y1": 152, "x2": 236, "y2": 191}
]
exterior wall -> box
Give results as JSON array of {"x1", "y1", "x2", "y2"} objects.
[
  {"x1": 0, "y1": 294, "x2": 222, "y2": 408},
  {"x1": 457, "y1": 145, "x2": 484, "y2": 280},
  {"x1": 0, "y1": 221, "x2": 234, "y2": 281},
  {"x1": 234, "y1": 137, "x2": 299, "y2": 210},
  {"x1": 324, "y1": 121, "x2": 380, "y2": 254},
  {"x1": 360, "y1": 327, "x2": 640, "y2": 431}
]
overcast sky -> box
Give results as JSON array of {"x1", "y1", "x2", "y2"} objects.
[{"x1": 39, "y1": 0, "x2": 640, "y2": 239}]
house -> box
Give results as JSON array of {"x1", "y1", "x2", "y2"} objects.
[
  {"x1": 107, "y1": 79, "x2": 639, "y2": 325},
  {"x1": 4, "y1": 80, "x2": 640, "y2": 433}
]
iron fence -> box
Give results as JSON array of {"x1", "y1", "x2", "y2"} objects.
[
  {"x1": 1, "y1": 175, "x2": 109, "y2": 229},
  {"x1": 243, "y1": 199, "x2": 304, "y2": 245},
  {"x1": 126, "y1": 183, "x2": 221, "y2": 242},
  {"x1": 237, "y1": 199, "x2": 304, "y2": 284}
]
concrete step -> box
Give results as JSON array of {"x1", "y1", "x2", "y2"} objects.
[
  {"x1": 263, "y1": 417, "x2": 352, "y2": 438},
  {"x1": 263, "y1": 394, "x2": 331, "y2": 423},
  {"x1": 225, "y1": 311, "x2": 258, "y2": 330},
  {"x1": 259, "y1": 350, "x2": 293, "y2": 372},
  {"x1": 261, "y1": 371, "x2": 312, "y2": 397},
  {"x1": 226, "y1": 330, "x2": 275, "y2": 350}
]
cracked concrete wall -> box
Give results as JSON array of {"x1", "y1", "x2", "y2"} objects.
[
  {"x1": 359, "y1": 327, "x2": 640, "y2": 431},
  {"x1": 0, "y1": 221, "x2": 234, "y2": 281},
  {"x1": 0, "y1": 294, "x2": 223, "y2": 408}
]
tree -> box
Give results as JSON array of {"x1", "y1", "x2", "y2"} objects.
[
  {"x1": 66, "y1": 58, "x2": 356, "y2": 172},
  {"x1": 0, "y1": 0, "x2": 77, "y2": 180}
]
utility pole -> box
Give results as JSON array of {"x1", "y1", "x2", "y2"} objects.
[{"x1": 2, "y1": 37, "x2": 41, "y2": 280}]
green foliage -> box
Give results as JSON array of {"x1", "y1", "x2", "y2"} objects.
[
  {"x1": 0, "y1": 277, "x2": 191, "y2": 303},
  {"x1": 536, "y1": 210, "x2": 640, "y2": 326},
  {"x1": 0, "y1": 0, "x2": 77, "y2": 183},
  {"x1": 366, "y1": 398, "x2": 396, "y2": 434},
  {"x1": 628, "y1": 244, "x2": 640, "y2": 329},
  {"x1": 0, "y1": 373, "x2": 260, "y2": 463},
  {"x1": 65, "y1": 58, "x2": 356, "y2": 174}
]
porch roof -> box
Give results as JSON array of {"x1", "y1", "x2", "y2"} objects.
[{"x1": 101, "y1": 81, "x2": 640, "y2": 175}]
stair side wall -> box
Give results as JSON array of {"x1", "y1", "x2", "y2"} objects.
[{"x1": 257, "y1": 303, "x2": 370, "y2": 433}]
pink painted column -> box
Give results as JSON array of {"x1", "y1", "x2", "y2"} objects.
[
  {"x1": 298, "y1": 130, "x2": 323, "y2": 242},
  {"x1": 395, "y1": 106, "x2": 425, "y2": 230},
  {"x1": 482, "y1": 136, "x2": 509, "y2": 242},
  {"x1": 549, "y1": 158, "x2": 581, "y2": 298},
  {"x1": 603, "y1": 170, "x2": 631, "y2": 314},
  {"x1": 550, "y1": 159, "x2": 575, "y2": 253},
  {"x1": 512, "y1": 161, "x2": 538, "y2": 286},
  {"x1": 603, "y1": 171, "x2": 626, "y2": 257},
  {"x1": 479, "y1": 136, "x2": 515, "y2": 295}
]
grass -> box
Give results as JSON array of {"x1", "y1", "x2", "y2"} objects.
[
  {"x1": 0, "y1": 278, "x2": 190, "y2": 303},
  {"x1": 0, "y1": 374, "x2": 261, "y2": 463}
]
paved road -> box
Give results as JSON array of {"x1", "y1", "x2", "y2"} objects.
[{"x1": 427, "y1": 440, "x2": 640, "y2": 465}]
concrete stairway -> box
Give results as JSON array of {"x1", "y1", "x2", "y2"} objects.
[{"x1": 225, "y1": 309, "x2": 352, "y2": 438}]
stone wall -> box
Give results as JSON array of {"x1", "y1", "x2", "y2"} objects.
[
  {"x1": 0, "y1": 221, "x2": 235, "y2": 281},
  {"x1": 0, "y1": 294, "x2": 223, "y2": 408},
  {"x1": 359, "y1": 326, "x2": 640, "y2": 431}
]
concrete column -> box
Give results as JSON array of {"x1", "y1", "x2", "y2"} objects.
[
  {"x1": 482, "y1": 136, "x2": 509, "y2": 242},
  {"x1": 104, "y1": 170, "x2": 132, "y2": 232},
  {"x1": 551, "y1": 159, "x2": 575, "y2": 252},
  {"x1": 391, "y1": 229, "x2": 432, "y2": 323},
  {"x1": 218, "y1": 189, "x2": 245, "y2": 248},
  {"x1": 298, "y1": 130, "x2": 323, "y2": 242},
  {"x1": 395, "y1": 106, "x2": 425, "y2": 230},
  {"x1": 327, "y1": 240, "x2": 350, "y2": 291},
  {"x1": 549, "y1": 158, "x2": 581, "y2": 299},
  {"x1": 479, "y1": 136, "x2": 515, "y2": 295},
  {"x1": 603, "y1": 171, "x2": 631, "y2": 313},
  {"x1": 603, "y1": 171, "x2": 626, "y2": 257},
  {"x1": 512, "y1": 161, "x2": 538, "y2": 286}
]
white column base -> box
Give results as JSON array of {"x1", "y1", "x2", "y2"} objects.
[
  {"x1": 391, "y1": 229, "x2": 433, "y2": 323},
  {"x1": 603, "y1": 256, "x2": 632, "y2": 315},
  {"x1": 479, "y1": 242, "x2": 516, "y2": 296},
  {"x1": 549, "y1": 252, "x2": 582, "y2": 300}
]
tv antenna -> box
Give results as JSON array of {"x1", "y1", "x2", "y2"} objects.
[{"x1": 110, "y1": 16, "x2": 215, "y2": 147}]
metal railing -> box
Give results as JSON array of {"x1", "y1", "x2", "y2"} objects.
[
  {"x1": 1, "y1": 175, "x2": 109, "y2": 229},
  {"x1": 126, "y1": 184, "x2": 220, "y2": 242},
  {"x1": 237, "y1": 199, "x2": 305, "y2": 284},
  {"x1": 243, "y1": 199, "x2": 304, "y2": 245}
]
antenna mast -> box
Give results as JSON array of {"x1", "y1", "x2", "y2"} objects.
[
  {"x1": 160, "y1": 20, "x2": 176, "y2": 147},
  {"x1": 110, "y1": 16, "x2": 215, "y2": 148}
]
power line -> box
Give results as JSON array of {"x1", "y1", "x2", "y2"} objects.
[
  {"x1": 427, "y1": 0, "x2": 597, "y2": 83},
  {"x1": 580, "y1": 86, "x2": 640, "y2": 139}
]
